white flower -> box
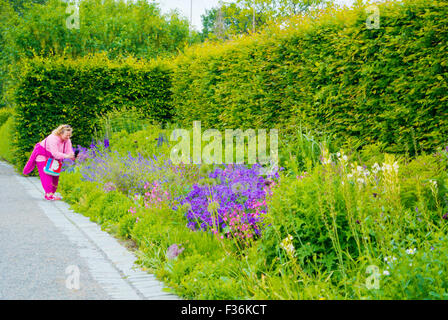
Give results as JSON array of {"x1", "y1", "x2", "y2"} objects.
[
  {"x1": 384, "y1": 256, "x2": 397, "y2": 263},
  {"x1": 383, "y1": 270, "x2": 390, "y2": 276},
  {"x1": 372, "y1": 163, "x2": 381, "y2": 174},
  {"x1": 280, "y1": 234, "x2": 295, "y2": 256},
  {"x1": 357, "y1": 178, "x2": 365, "y2": 184},
  {"x1": 392, "y1": 162, "x2": 399, "y2": 173},
  {"x1": 382, "y1": 162, "x2": 399, "y2": 174},
  {"x1": 347, "y1": 173, "x2": 353, "y2": 179},
  {"x1": 405, "y1": 248, "x2": 416, "y2": 255}
]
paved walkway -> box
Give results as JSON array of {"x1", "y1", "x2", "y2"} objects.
[{"x1": 0, "y1": 160, "x2": 180, "y2": 300}]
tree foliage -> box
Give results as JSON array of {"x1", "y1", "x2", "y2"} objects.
[
  {"x1": 173, "y1": 0, "x2": 448, "y2": 154},
  {"x1": 0, "y1": 0, "x2": 201, "y2": 107},
  {"x1": 200, "y1": 0, "x2": 333, "y2": 41}
]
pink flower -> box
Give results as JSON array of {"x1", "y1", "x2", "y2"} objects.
[{"x1": 166, "y1": 244, "x2": 185, "y2": 260}]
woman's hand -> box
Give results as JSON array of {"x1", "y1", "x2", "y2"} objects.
[{"x1": 66, "y1": 152, "x2": 75, "y2": 160}]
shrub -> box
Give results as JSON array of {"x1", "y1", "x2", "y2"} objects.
[
  {"x1": 10, "y1": 52, "x2": 173, "y2": 172},
  {"x1": 0, "y1": 108, "x2": 12, "y2": 127},
  {"x1": 0, "y1": 116, "x2": 16, "y2": 163},
  {"x1": 170, "y1": 0, "x2": 448, "y2": 155}
]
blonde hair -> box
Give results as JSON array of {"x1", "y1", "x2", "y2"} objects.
[{"x1": 52, "y1": 124, "x2": 72, "y2": 136}]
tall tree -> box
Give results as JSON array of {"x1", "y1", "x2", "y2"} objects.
[
  {"x1": 0, "y1": 0, "x2": 19, "y2": 107},
  {"x1": 277, "y1": 0, "x2": 331, "y2": 15},
  {"x1": 5, "y1": 0, "x2": 48, "y2": 15},
  {"x1": 200, "y1": 0, "x2": 333, "y2": 41},
  {"x1": 0, "y1": 0, "x2": 202, "y2": 107}
]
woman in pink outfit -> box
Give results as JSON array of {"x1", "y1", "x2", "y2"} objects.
[{"x1": 23, "y1": 124, "x2": 75, "y2": 201}]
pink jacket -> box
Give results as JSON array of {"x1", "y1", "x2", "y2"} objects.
[
  {"x1": 22, "y1": 142, "x2": 53, "y2": 175},
  {"x1": 36, "y1": 134, "x2": 73, "y2": 162}
]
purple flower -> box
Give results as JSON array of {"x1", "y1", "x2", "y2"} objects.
[
  {"x1": 175, "y1": 164, "x2": 275, "y2": 239},
  {"x1": 103, "y1": 181, "x2": 116, "y2": 192},
  {"x1": 166, "y1": 244, "x2": 185, "y2": 260},
  {"x1": 443, "y1": 213, "x2": 448, "y2": 220}
]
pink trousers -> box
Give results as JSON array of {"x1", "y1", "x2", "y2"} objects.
[{"x1": 36, "y1": 161, "x2": 59, "y2": 194}]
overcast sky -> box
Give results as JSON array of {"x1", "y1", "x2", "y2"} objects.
[{"x1": 152, "y1": 0, "x2": 356, "y2": 31}]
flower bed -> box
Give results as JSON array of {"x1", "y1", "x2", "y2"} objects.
[{"x1": 59, "y1": 128, "x2": 448, "y2": 299}]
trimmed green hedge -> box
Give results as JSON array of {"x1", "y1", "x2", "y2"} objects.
[
  {"x1": 8, "y1": 0, "x2": 448, "y2": 172},
  {"x1": 0, "y1": 107, "x2": 12, "y2": 127},
  {"x1": 0, "y1": 116, "x2": 15, "y2": 163},
  {"x1": 170, "y1": 0, "x2": 448, "y2": 154},
  {"x1": 11, "y1": 53, "x2": 173, "y2": 172}
]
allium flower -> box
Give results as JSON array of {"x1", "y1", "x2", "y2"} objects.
[
  {"x1": 103, "y1": 181, "x2": 116, "y2": 192},
  {"x1": 166, "y1": 244, "x2": 185, "y2": 260},
  {"x1": 177, "y1": 164, "x2": 274, "y2": 236},
  {"x1": 207, "y1": 201, "x2": 220, "y2": 213},
  {"x1": 231, "y1": 182, "x2": 244, "y2": 193}
]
